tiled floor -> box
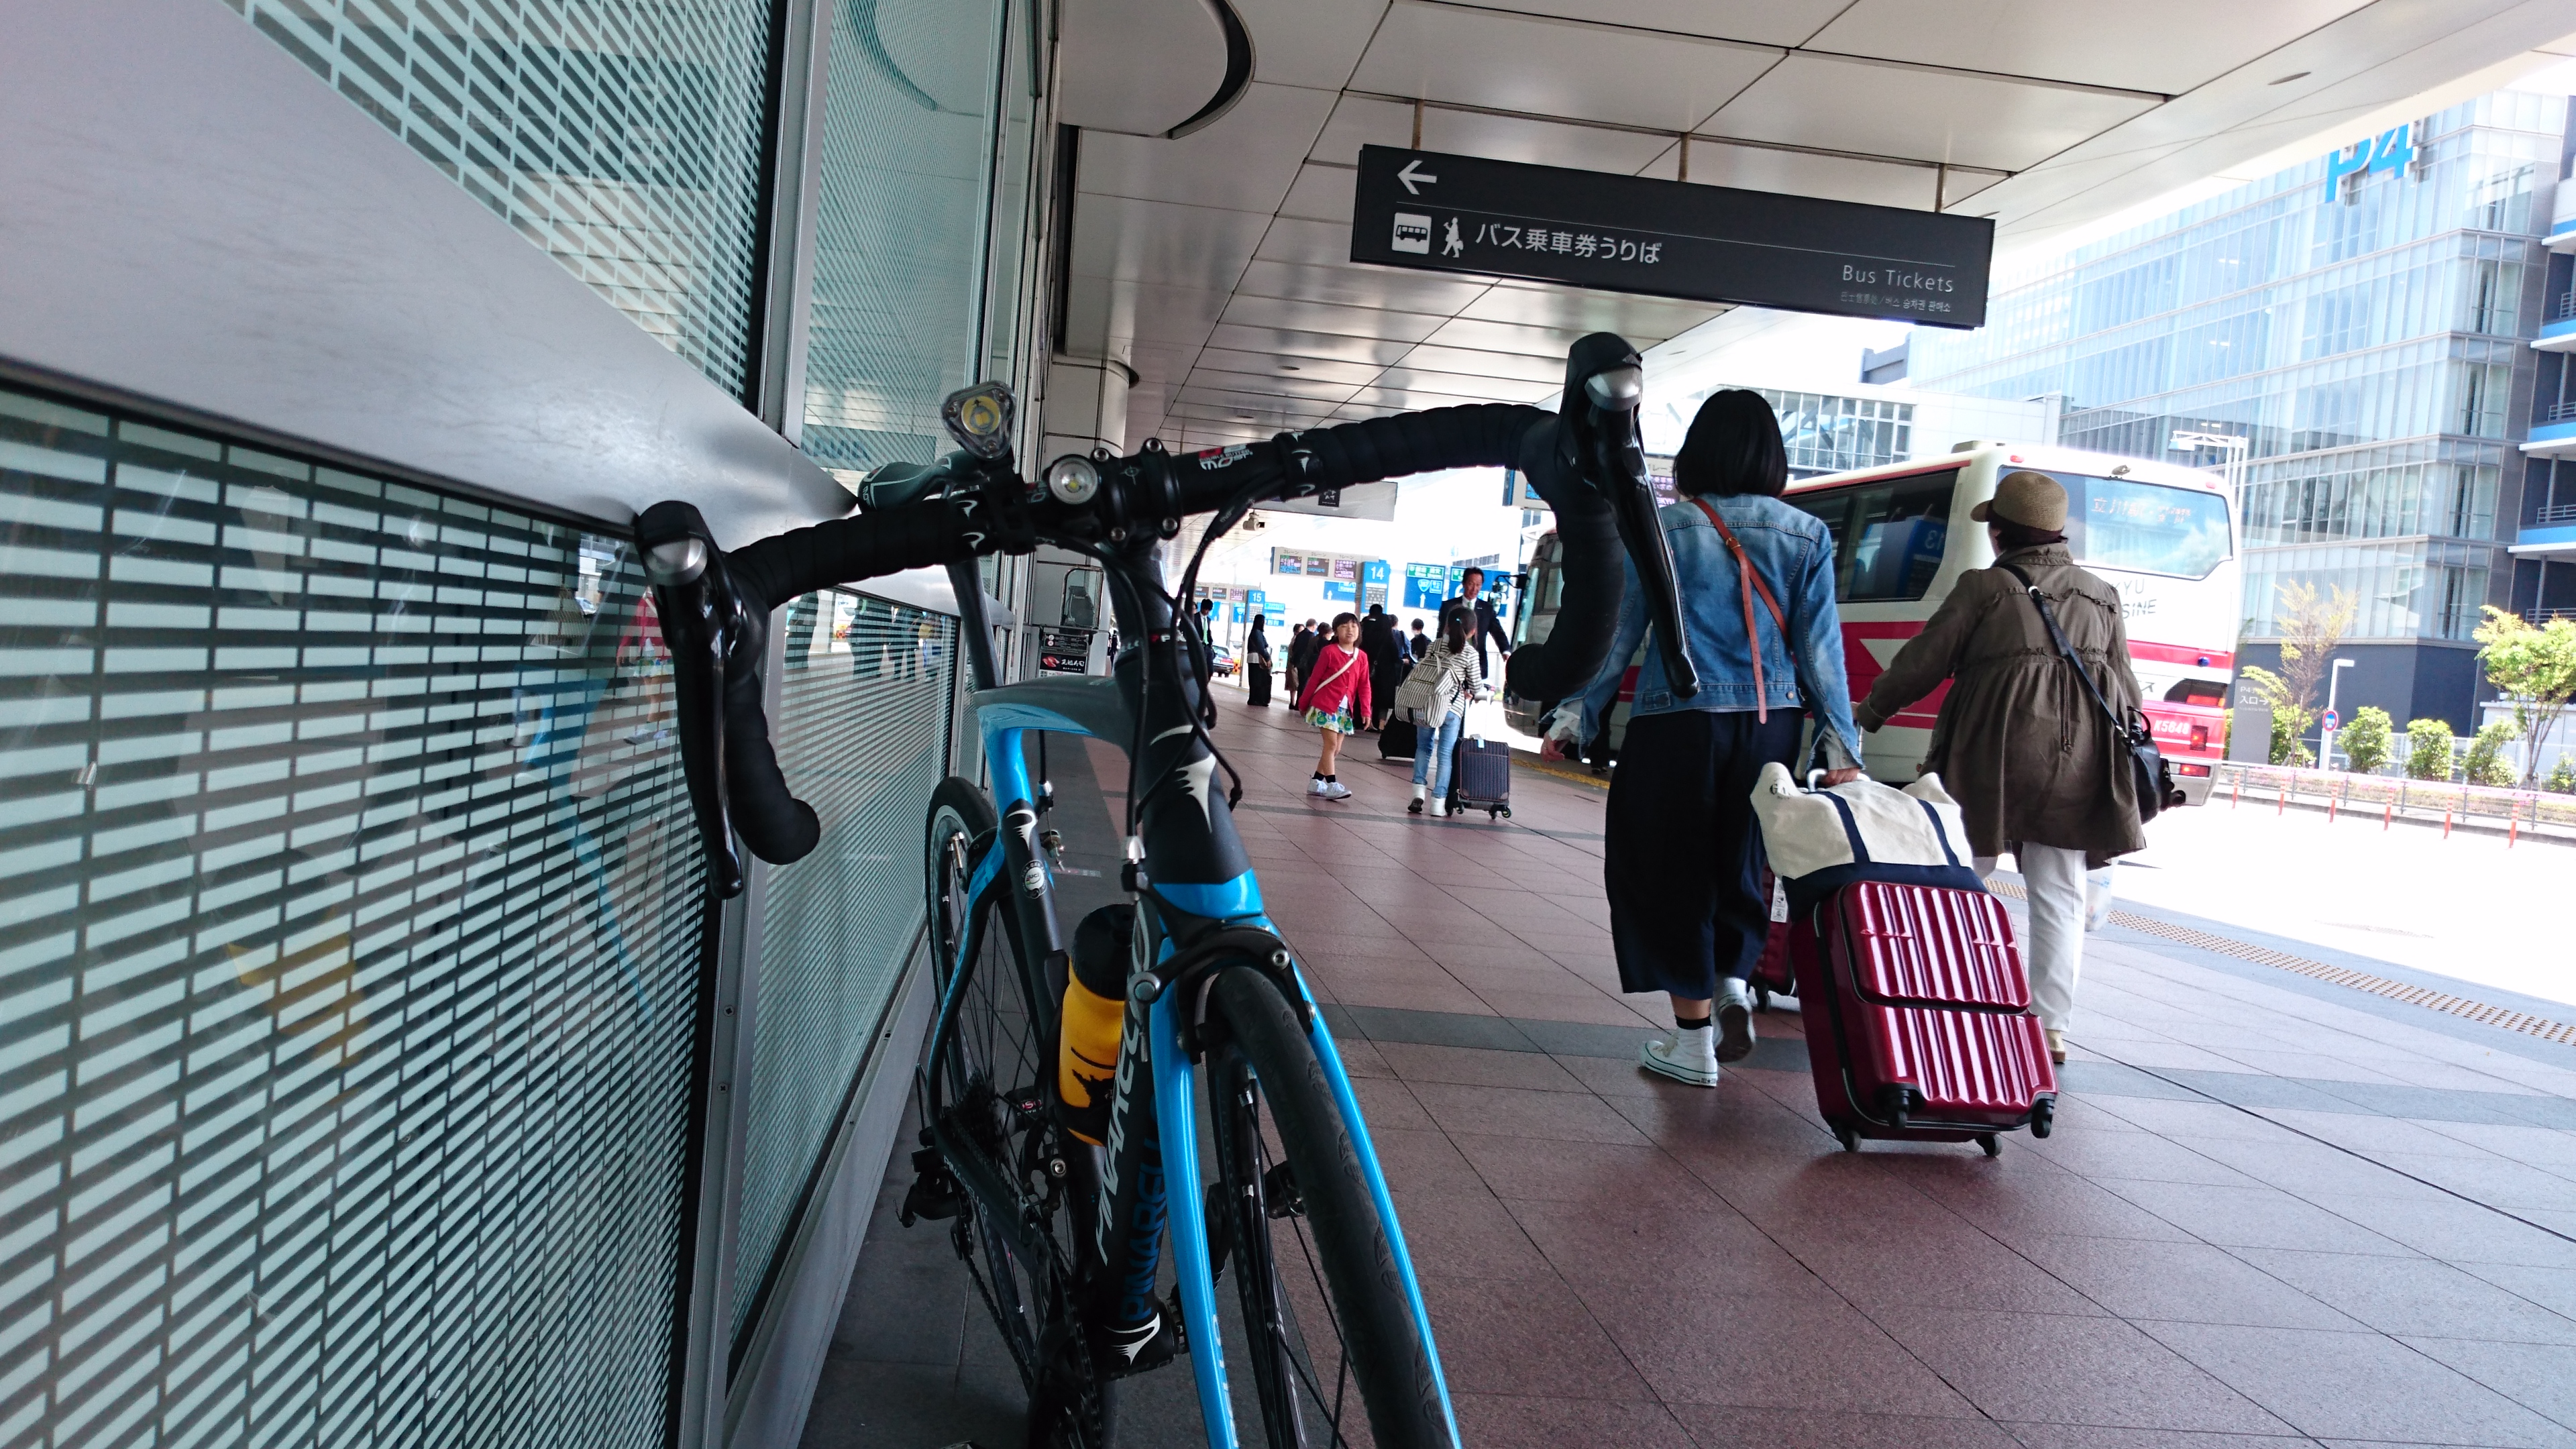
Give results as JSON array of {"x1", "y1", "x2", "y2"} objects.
[{"x1": 804, "y1": 688, "x2": 2576, "y2": 1449}]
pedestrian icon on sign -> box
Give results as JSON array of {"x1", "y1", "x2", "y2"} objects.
[
  {"x1": 1441, "y1": 218, "x2": 1463, "y2": 256},
  {"x1": 1392, "y1": 213, "x2": 1431, "y2": 254}
]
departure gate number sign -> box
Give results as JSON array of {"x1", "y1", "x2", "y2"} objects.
[{"x1": 1350, "y1": 147, "x2": 1994, "y2": 328}]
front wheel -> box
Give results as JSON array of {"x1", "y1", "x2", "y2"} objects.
[{"x1": 1204, "y1": 969, "x2": 1447, "y2": 1449}]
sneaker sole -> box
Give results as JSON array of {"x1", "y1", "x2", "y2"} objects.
[
  {"x1": 1715, "y1": 1003, "x2": 1756, "y2": 1063},
  {"x1": 1638, "y1": 1044, "x2": 1719, "y2": 1088}
]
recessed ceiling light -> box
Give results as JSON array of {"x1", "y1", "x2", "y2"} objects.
[{"x1": 2269, "y1": 71, "x2": 2310, "y2": 85}]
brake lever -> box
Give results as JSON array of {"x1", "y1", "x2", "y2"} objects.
[
  {"x1": 1572, "y1": 346, "x2": 1699, "y2": 700},
  {"x1": 637, "y1": 502, "x2": 749, "y2": 898}
]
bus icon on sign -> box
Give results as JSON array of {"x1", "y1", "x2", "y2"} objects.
[{"x1": 1392, "y1": 213, "x2": 1432, "y2": 254}]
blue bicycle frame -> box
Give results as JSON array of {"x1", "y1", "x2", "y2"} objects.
[{"x1": 938, "y1": 663, "x2": 1460, "y2": 1449}]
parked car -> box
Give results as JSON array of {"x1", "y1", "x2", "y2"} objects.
[{"x1": 1208, "y1": 645, "x2": 1238, "y2": 678}]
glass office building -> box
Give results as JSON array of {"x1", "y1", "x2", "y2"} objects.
[{"x1": 1914, "y1": 91, "x2": 2573, "y2": 729}]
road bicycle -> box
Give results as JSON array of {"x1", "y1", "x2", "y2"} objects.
[{"x1": 634, "y1": 334, "x2": 1696, "y2": 1448}]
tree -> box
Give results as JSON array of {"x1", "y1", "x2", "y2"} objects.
[
  {"x1": 2236, "y1": 665, "x2": 2313, "y2": 765},
  {"x1": 2463, "y1": 718, "x2": 2520, "y2": 788},
  {"x1": 2546, "y1": 755, "x2": 2576, "y2": 795},
  {"x1": 2340, "y1": 706, "x2": 2394, "y2": 774},
  {"x1": 2405, "y1": 718, "x2": 2455, "y2": 780},
  {"x1": 2472, "y1": 606, "x2": 2576, "y2": 789},
  {"x1": 2271, "y1": 580, "x2": 2358, "y2": 720}
]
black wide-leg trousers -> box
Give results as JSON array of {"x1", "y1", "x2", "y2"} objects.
[{"x1": 1604, "y1": 708, "x2": 1802, "y2": 1000}]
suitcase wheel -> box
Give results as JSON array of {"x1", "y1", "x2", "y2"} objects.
[
  {"x1": 1832, "y1": 1123, "x2": 1859, "y2": 1154},
  {"x1": 2030, "y1": 1098, "x2": 2055, "y2": 1140},
  {"x1": 1977, "y1": 1134, "x2": 2001, "y2": 1158}
]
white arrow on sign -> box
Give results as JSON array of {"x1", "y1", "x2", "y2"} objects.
[{"x1": 1397, "y1": 159, "x2": 1437, "y2": 195}]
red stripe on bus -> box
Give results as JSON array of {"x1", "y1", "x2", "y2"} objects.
[{"x1": 2129, "y1": 639, "x2": 2233, "y2": 671}]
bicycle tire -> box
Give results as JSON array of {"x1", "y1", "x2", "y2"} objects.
[
  {"x1": 1204, "y1": 969, "x2": 1445, "y2": 1449},
  {"x1": 923, "y1": 777, "x2": 1113, "y2": 1448}
]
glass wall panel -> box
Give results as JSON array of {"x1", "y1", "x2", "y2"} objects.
[
  {"x1": 0, "y1": 384, "x2": 702, "y2": 1448},
  {"x1": 730, "y1": 590, "x2": 955, "y2": 1340},
  {"x1": 801, "y1": 0, "x2": 1010, "y2": 487},
  {"x1": 229, "y1": 0, "x2": 774, "y2": 396}
]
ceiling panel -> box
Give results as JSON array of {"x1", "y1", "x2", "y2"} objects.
[
  {"x1": 1635, "y1": 138, "x2": 1944, "y2": 210},
  {"x1": 1419, "y1": 316, "x2": 1586, "y2": 357},
  {"x1": 1455, "y1": 0, "x2": 1851, "y2": 48},
  {"x1": 1204, "y1": 323, "x2": 1421, "y2": 367},
  {"x1": 1194, "y1": 347, "x2": 1387, "y2": 386},
  {"x1": 1181, "y1": 368, "x2": 1366, "y2": 402},
  {"x1": 1391, "y1": 345, "x2": 1566, "y2": 384},
  {"x1": 1804, "y1": 0, "x2": 2374, "y2": 97},
  {"x1": 1277, "y1": 162, "x2": 1358, "y2": 223},
  {"x1": 1344, "y1": 376, "x2": 1557, "y2": 410},
  {"x1": 1077, "y1": 83, "x2": 1339, "y2": 214},
  {"x1": 1233, "y1": 259, "x2": 1497, "y2": 315},
  {"x1": 1220, "y1": 293, "x2": 1451, "y2": 342},
  {"x1": 1460, "y1": 282, "x2": 1722, "y2": 340},
  {"x1": 1307, "y1": 93, "x2": 1678, "y2": 173},
  {"x1": 1254, "y1": 216, "x2": 1362, "y2": 266},
  {"x1": 1350, "y1": 2, "x2": 1775, "y2": 133},
  {"x1": 1230, "y1": 0, "x2": 1391, "y2": 91},
  {"x1": 1704, "y1": 53, "x2": 2162, "y2": 171},
  {"x1": 1070, "y1": 193, "x2": 1273, "y2": 288},
  {"x1": 1085, "y1": 281, "x2": 1233, "y2": 347}
]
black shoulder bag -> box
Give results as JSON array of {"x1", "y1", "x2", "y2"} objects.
[{"x1": 1996, "y1": 561, "x2": 2183, "y2": 824}]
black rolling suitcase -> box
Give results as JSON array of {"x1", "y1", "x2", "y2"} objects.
[
  {"x1": 1246, "y1": 663, "x2": 1271, "y2": 706},
  {"x1": 1379, "y1": 714, "x2": 1417, "y2": 760},
  {"x1": 1447, "y1": 737, "x2": 1512, "y2": 818}
]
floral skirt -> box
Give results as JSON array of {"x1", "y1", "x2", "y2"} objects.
[{"x1": 1304, "y1": 705, "x2": 1358, "y2": 735}]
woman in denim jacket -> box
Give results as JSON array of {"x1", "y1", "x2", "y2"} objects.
[{"x1": 1571, "y1": 390, "x2": 1866, "y2": 1088}]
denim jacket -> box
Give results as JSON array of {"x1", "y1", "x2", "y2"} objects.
[{"x1": 1576, "y1": 493, "x2": 1864, "y2": 768}]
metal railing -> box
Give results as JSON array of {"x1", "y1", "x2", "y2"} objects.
[
  {"x1": 2534, "y1": 501, "x2": 2576, "y2": 525},
  {"x1": 2548, "y1": 400, "x2": 2576, "y2": 423}
]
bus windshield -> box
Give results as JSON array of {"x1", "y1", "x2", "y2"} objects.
[{"x1": 2052, "y1": 473, "x2": 2233, "y2": 580}]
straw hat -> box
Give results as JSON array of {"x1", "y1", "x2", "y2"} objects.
[{"x1": 1970, "y1": 470, "x2": 2068, "y2": 531}]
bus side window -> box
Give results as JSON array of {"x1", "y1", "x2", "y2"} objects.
[
  {"x1": 1781, "y1": 488, "x2": 1854, "y2": 597},
  {"x1": 1842, "y1": 475, "x2": 1954, "y2": 603}
]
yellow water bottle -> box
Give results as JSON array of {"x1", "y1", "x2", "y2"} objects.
[{"x1": 1056, "y1": 903, "x2": 1131, "y2": 1144}]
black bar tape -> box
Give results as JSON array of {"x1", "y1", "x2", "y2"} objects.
[
  {"x1": 1290, "y1": 405, "x2": 1546, "y2": 489},
  {"x1": 727, "y1": 500, "x2": 978, "y2": 612}
]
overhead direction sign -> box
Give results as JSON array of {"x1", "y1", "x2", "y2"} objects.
[{"x1": 1350, "y1": 146, "x2": 1994, "y2": 329}]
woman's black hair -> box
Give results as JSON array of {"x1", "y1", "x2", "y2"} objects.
[
  {"x1": 1442, "y1": 610, "x2": 1470, "y2": 648},
  {"x1": 1671, "y1": 388, "x2": 1789, "y2": 498},
  {"x1": 1993, "y1": 520, "x2": 2069, "y2": 551}
]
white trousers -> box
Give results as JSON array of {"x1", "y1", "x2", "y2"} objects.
[{"x1": 1974, "y1": 845, "x2": 2088, "y2": 1034}]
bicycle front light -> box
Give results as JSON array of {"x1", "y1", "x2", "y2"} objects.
[{"x1": 1044, "y1": 454, "x2": 1102, "y2": 504}]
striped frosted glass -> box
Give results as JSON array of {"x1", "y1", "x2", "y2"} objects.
[
  {"x1": 0, "y1": 384, "x2": 702, "y2": 1449},
  {"x1": 731, "y1": 591, "x2": 954, "y2": 1342},
  {"x1": 228, "y1": 0, "x2": 773, "y2": 397}
]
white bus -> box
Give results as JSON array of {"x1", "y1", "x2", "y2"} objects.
[{"x1": 1509, "y1": 440, "x2": 2238, "y2": 803}]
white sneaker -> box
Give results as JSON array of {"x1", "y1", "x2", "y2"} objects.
[
  {"x1": 1715, "y1": 978, "x2": 1757, "y2": 1064},
  {"x1": 1426, "y1": 798, "x2": 1447, "y2": 817},
  {"x1": 1641, "y1": 1027, "x2": 1719, "y2": 1087},
  {"x1": 1309, "y1": 777, "x2": 1328, "y2": 796},
  {"x1": 1320, "y1": 781, "x2": 1352, "y2": 800}
]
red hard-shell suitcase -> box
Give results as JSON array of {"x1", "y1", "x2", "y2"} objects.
[{"x1": 1791, "y1": 879, "x2": 2057, "y2": 1155}]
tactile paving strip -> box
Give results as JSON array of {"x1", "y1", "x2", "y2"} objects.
[{"x1": 1985, "y1": 879, "x2": 2576, "y2": 1047}]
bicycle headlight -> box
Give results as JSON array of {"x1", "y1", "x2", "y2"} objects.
[{"x1": 1044, "y1": 454, "x2": 1102, "y2": 504}]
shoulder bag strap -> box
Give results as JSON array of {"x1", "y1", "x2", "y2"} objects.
[
  {"x1": 1299, "y1": 647, "x2": 1356, "y2": 707},
  {"x1": 1996, "y1": 559, "x2": 2131, "y2": 738},
  {"x1": 1689, "y1": 496, "x2": 1794, "y2": 723}
]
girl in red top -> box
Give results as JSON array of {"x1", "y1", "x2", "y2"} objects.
[{"x1": 1295, "y1": 612, "x2": 1370, "y2": 800}]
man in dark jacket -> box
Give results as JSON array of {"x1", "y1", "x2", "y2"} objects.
[
  {"x1": 1357, "y1": 606, "x2": 1406, "y2": 730},
  {"x1": 1437, "y1": 568, "x2": 1511, "y2": 682}
]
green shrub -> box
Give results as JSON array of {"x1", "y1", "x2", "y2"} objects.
[
  {"x1": 2339, "y1": 706, "x2": 2394, "y2": 774},
  {"x1": 2405, "y1": 718, "x2": 2455, "y2": 780},
  {"x1": 2546, "y1": 756, "x2": 2576, "y2": 795},
  {"x1": 2271, "y1": 708, "x2": 2313, "y2": 767},
  {"x1": 2463, "y1": 718, "x2": 2520, "y2": 788}
]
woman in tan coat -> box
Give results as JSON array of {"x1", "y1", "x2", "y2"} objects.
[{"x1": 1853, "y1": 471, "x2": 2145, "y2": 1064}]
